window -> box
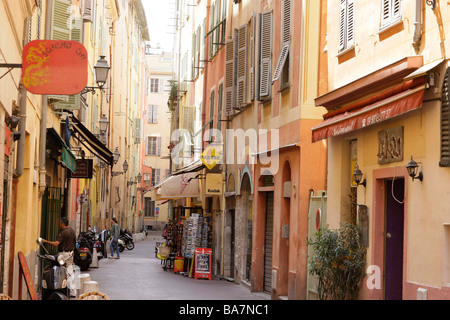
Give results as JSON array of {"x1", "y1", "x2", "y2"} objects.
[
  {"x1": 146, "y1": 136, "x2": 161, "y2": 156},
  {"x1": 144, "y1": 198, "x2": 155, "y2": 217},
  {"x1": 150, "y1": 78, "x2": 162, "y2": 93},
  {"x1": 273, "y1": 0, "x2": 291, "y2": 88},
  {"x1": 339, "y1": 0, "x2": 355, "y2": 53},
  {"x1": 151, "y1": 168, "x2": 161, "y2": 187},
  {"x1": 381, "y1": 0, "x2": 401, "y2": 29},
  {"x1": 148, "y1": 105, "x2": 158, "y2": 123},
  {"x1": 165, "y1": 169, "x2": 170, "y2": 179}
]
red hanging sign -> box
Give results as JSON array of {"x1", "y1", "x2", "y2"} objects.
[{"x1": 22, "y1": 40, "x2": 88, "y2": 95}]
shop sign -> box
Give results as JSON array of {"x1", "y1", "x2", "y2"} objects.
[
  {"x1": 201, "y1": 145, "x2": 222, "y2": 170},
  {"x1": 61, "y1": 146, "x2": 77, "y2": 173},
  {"x1": 377, "y1": 127, "x2": 403, "y2": 164},
  {"x1": 205, "y1": 173, "x2": 223, "y2": 195},
  {"x1": 194, "y1": 248, "x2": 212, "y2": 280},
  {"x1": 69, "y1": 159, "x2": 93, "y2": 179},
  {"x1": 22, "y1": 40, "x2": 88, "y2": 95}
]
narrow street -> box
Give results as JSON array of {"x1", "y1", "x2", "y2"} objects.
[{"x1": 81, "y1": 231, "x2": 270, "y2": 301}]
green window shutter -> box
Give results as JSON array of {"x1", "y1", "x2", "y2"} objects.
[{"x1": 49, "y1": 0, "x2": 82, "y2": 110}]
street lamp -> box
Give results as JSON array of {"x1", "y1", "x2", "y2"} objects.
[
  {"x1": 82, "y1": 56, "x2": 110, "y2": 94},
  {"x1": 352, "y1": 163, "x2": 366, "y2": 187},
  {"x1": 127, "y1": 173, "x2": 142, "y2": 187},
  {"x1": 99, "y1": 115, "x2": 109, "y2": 134},
  {"x1": 112, "y1": 159, "x2": 128, "y2": 177},
  {"x1": 94, "y1": 56, "x2": 110, "y2": 89},
  {"x1": 406, "y1": 156, "x2": 423, "y2": 182},
  {"x1": 113, "y1": 147, "x2": 120, "y2": 164}
]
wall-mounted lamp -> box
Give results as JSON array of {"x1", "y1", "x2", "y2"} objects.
[
  {"x1": 353, "y1": 163, "x2": 366, "y2": 187},
  {"x1": 406, "y1": 156, "x2": 423, "y2": 182},
  {"x1": 127, "y1": 173, "x2": 142, "y2": 187},
  {"x1": 112, "y1": 159, "x2": 128, "y2": 177},
  {"x1": 81, "y1": 56, "x2": 110, "y2": 94},
  {"x1": 7, "y1": 115, "x2": 20, "y2": 129},
  {"x1": 113, "y1": 147, "x2": 120, "y2": 164}
]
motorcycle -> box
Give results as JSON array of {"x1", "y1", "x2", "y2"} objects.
[
  {"x1": 109, "y1": 235, "x2": 125, "y2": 253},
  {"x1": 120, "y1": 229, "x2": 135, "y2": 250},
  {"x1": 75, "y1": 232, "x2": 93, "y2": 271},
  {"x1": 36, "y1": 238, "x2": 71, "y2": 300}
]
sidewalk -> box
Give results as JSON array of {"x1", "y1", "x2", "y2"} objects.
[{"x1": 80, "y1": 231, "x2": 270, "y2": 300}]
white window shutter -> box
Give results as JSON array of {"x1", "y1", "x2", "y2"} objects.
[
  {"x1": 82, "y1": 0, "x2": 93, "y2": 22},
  {"x1": 381, "y1": 0, "x2": 391, "y2": 27},
  {"x1": 224, "y1": 39, "x2": 235, "y2": 116},
  {"x1": 153, "y1": 105, "x2": 158, "y2": 123},
  {"x1": 157, "y1": 137, "x2": 162, "y2": 156},
  {"x1": 259, "y1": 11, "x2": 272, "y2": 99},
  {"x1": 135, "y1": 118, "x2": 141, "y2": 144},
  {"x1": 236, "y1": 24, "x2": 248, "y2": 107},
  {"x1": 346, "y1": 0, "x2": 355, "y2": 48},
  {"x1": 392, "y1": 0, "x2": 401, "y2": 21},
  {"x1": 148, "y1": 105, "x2": 153, "y2": 123},
  {"x1": 339, "y1": 0, "x2": 347, "y2": 52}
]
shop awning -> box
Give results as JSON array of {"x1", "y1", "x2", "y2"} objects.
[
  {"x1": 311, "y1": 83, "x2": 426, "y2": 142},
  {"x1": 157, "y1": 172, "x2": 200, "y2": 199},
  {"x1": 69, "y1": 116, "x2": 114, "y2": 166},
  {"x1": 47, "y1": 128, "x2": 77, "y2": 173},
  {"x1": 172, "y1": 159, "x2": 205, "y2": 176}
]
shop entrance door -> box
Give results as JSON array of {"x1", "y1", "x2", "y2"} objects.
[
  {"x1": 263, "y1": 192, "x2": 274, "y2": 292},
  {"x1": 385, "y1": 178, "x2": 405, "y2": 300}
]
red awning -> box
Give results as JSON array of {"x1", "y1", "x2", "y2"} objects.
[{"x1": 311, "y1": 84, "x2": 426, "y2": 142}]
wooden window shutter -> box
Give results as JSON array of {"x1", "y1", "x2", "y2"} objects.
[
  {"x1": 49, "y1": 0, "x2": 81, "y2": 110},
  {"x1": 249, "y1": 14, "x2": 256, "y2": 101},
  {"x1": 225, "y1": 40, "x2": 235, "y2": 116},
  {"x1": 51, "y1": 0, "x2": 71, "y2": 41},
  {"x1": 135, "y1": 118, "x2": 141, "y2": 144},
  {"x1": 259, "y1": 11, "x2": 272, "y2": 99},
  {"x1": 381, "y1": 0, "x2": 391, "y2": 27},
  {"x1": 236, "y1": 24, "x2": 248, "y2": 107},
  {"x1": 82, "y1": 0, "x2": 93, "y2": 22},
  {"x1": 339, "y1": 0, "x2": 347, "y2": 52},
  {"x1": 440, "y1": 68, "x2": 450, "y2": 167},
  {"x1": 392, "y1": 0, "x2": 401, "y2": 20},
  {"x1": 272, "y1": 44, "x2": 290, "y2": 82},
  {"x1": 281, "y1": 0, "x2": 291, "y2": 45},
  {"x1": 346, "y1": 0, "x2": 355, "y2": 48},
  {"x1": 157, "y1": 137, "x2": 162, "y2": 156}
]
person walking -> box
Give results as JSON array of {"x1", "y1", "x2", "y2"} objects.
[
  {"x1": 41, "y1": 217, "x2": 77, "y2": 297},
  {"x1": 109, "y1": 217, "x2": 120, "y2": 259},
  {"x1": 101, "y1": 224, "x2": 108, "y2": 259}
]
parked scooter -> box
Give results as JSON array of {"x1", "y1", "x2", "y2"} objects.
[
  {"x1": 36, "y1": 238, "x2": 71, "y2": 300},
  {"x1": 109, "y1": 235, "x2": 125, "y2": 253},
  {"x1": 75, "y1": 232, "x2": 93, "y2": 271},
  {"x1": 120, "y1": 229, "x2": 135, "y2": 250}
]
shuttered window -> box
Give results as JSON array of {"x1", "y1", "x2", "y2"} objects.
[
  {"x1": 249, "y1": 14, "x2": 256, "y2": 101},
  {"x1": 440, "y1": 68, "x2": 450, "y2": 167},
  {"x1": 224, "y1": 39, "x2": 235, "y2": 116},
  {"x1": 146, "y1": 136, "x2": 161, "y2": 156},
  {"x1": 381, "y1": 0, "x2": 401, "y2": 29},
  {"x1": 236, "y1": 24, "x2": 248, "y2": 107},
  {"x1": 259, "y1": 11, "x2": 273, "y2": 99},
  {"x1": 148, "y1": 105, "x2": 158, "y2": 124},
  {"x1": 48, "y1": 0, "x2": 82, "y2": 110},
  {"x1": 134, "y1": 118, "x2": 141, "y2": 144},
  {"x1": 339, "y1": 0, "x2": 355, "y2": 53},
  {"x1": 273, "y1": 0, "x2": 291, "y2": 83}
]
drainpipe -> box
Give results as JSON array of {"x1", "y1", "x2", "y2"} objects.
[{"x1": 412, "y1": 0, "x2": 422, "y2": 51}]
